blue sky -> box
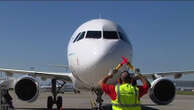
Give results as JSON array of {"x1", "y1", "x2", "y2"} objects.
[{"x1": 0, "y1": 1, "x2": 194, "y2": 80}]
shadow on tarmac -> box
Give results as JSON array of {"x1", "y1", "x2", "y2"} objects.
[
  {"x1": 102, "y1": 104, "x2": 160, "y2": 110},
  {"x1": 16, "y1": 105, "x2": 159, "y2": 110},
  {"x1": 142, "y1": 106, "x2": 159, "y2": 110}
]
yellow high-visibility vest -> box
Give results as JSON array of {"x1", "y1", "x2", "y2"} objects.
[{"x1": 112, "y1": 84, "x2": 141, "y2": 110}]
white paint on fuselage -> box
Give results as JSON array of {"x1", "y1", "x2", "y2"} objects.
[{"x1": 67, "y1": 19, "x2": 133, "y2": 89}]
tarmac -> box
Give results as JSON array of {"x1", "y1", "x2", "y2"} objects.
[{"x1": 10, "y1": 91, "x2": 194, "y2": 110}]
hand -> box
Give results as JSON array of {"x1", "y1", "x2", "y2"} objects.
[
  {"x1": 135, "y1": 74, "x2": 143, "y2": 79},
  {"x1": 112, "y1": 69, "x2": 118, "y2": 74},
  {"x1": 108, "y1": 69, "x2": 118, "y2": 77}
]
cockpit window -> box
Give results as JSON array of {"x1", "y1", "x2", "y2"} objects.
[
  {"x1": 86, "y1": 31, "x2": 101, "y2": 39},
  {"x1": 119, "y1": 32, "x2": 129, "y2": 42},
  {"x1": 77, "y1": 31, "x2": 85, "y2": 41},
  {"x1": 103, "y1": 31, "x2": 118, "y2": 39},
  {"x1": 73, "y1": 33, "x2": 81, "y2": 43}
]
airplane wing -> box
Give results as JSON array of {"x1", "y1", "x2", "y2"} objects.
[
  {"x1": 142, "y1": 70, "x2": 194, "y2": 79},
  {"x1": 0, "y1": 68, "x2": 73, "y2": 82}
]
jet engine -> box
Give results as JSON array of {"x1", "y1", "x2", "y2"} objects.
[
  {"x1": 15, "y1": 76, "x2": 39, "y2": 102},
  {"x1": 149, "y1": 77, "x2": 176, "y2": 105}
]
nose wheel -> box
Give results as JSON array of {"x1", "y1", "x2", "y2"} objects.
[
  {"x1": 47, "y1": 79, "x2": 63, "y2": 110},
  {"x1": 94, "y1": 89, "x2": 104, "y2": 110}
]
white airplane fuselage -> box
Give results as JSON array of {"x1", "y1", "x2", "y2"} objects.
[
  {"x1": 0, "y1": 19, "x2": 179, "y2": 106},
  {"x1": 67, "y1": 19, "x2": 133, "y2": 89}
]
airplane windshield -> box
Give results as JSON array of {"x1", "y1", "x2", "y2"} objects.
[
  {"x1": 119, "y1": 32, "x2": 129, "y2": 42},
  {"x1": 77, "y1": 32, "x2": 85, "y2": 41},
  {"x1": 86, "y1": 31, "x2": 101, "y2": 39},
  {"x1": 73, "y1": 33, "x2": 81, "y2": 43},
  {"x1": 103, "y1": 31, "x2": 118, "y2": 39}
]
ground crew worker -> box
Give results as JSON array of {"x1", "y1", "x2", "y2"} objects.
[{"x1": 98, "y1": 70, "x2": 150, "y2": 110}]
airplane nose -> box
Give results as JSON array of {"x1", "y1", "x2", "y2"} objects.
[
  {"x1": 86, "y1": 45, "x2": 110, "y2": 67},
  {"x1": 77, "y1": 40, "x2": 133, "y2": 87},
  {"x1": 88, "y1": 40, "x2": 132, "y2": 70}
]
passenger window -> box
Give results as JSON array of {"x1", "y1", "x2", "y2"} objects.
[
  {"x1": 103, "y1": 31, "x2": 118, "y2": 39},
  {"x1": 73, "y1": 33, "x2": 81, "y2": 43},
  {"x1": 77, "y1": 32, "x2": 85, "y2": 41},
  {"x1": 86, "y1": 31, "x2": 101, "y2": 39}
]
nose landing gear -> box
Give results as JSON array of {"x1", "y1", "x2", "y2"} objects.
[{"x1": 94, "y1": 89, "x2": 104, "y2": 110}]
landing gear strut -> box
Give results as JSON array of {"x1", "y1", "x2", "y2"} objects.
[
  {"x1": 47, "y1": 79, "x2": 63, "y2": 110},
  {"x1": 94, "y1": 89, "x2": 104, "y2": 110}
]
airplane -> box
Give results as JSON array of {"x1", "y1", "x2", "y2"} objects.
[{"x1": 0, "y1": 19, "x2": 194, "y2": 110}]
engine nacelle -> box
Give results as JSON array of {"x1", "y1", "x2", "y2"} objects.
[
  {"x1": 15, "y1": 76, "x2": 39, "y2": 102},
  {"x1": 149, "y1": 77, "x2": 176, "y2": 105}
]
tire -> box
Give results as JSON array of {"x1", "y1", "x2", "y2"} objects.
[
  {"x1": 47, "y1": 96, "x2": 53, "y2": 110},
  {"x1": 57, "y1": 96, "x2": 63, "y2": 110}
]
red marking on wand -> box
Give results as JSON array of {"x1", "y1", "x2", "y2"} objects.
[{"x1": 121, "y1": 56, "x2": 129, "y2": 64}]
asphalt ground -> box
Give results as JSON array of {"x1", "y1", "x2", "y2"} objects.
[{"x1": 9, "y1": 91, "x2": 194, "y2": 110}]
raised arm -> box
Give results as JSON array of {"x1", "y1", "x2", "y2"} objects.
[
  {"x1": 98, "y1": 69, "x2": 118, "y2": 87},
  {"x1": 138, "y1": 74, "x2": 151, "y2": 88}
]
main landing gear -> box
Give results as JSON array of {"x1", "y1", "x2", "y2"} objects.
[{"x1": 47, "y1": 79, "x2": 63, "y2": 110}]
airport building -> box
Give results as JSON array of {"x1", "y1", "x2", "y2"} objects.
[{"x1": 174, "y1": 80, "x2": 194, "y2": 91}]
